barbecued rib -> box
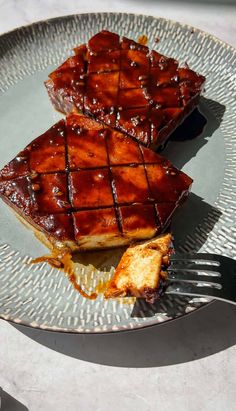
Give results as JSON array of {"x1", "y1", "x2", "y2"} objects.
[
  {"x1": 45, "y1": 30, "x2": 205, "y2": 149},
  {"x1": 0, "y1": 113, "x2": 192, "y2": 251}
]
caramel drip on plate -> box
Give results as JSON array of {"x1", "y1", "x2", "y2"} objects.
[
  {"x1": 32, "y1": 249, "x2": 97, "y2": 300},
  {"x1": 68, "y1": 273, "x2": 97, "y2": 300},
  {"x1": 32, "y1": 255, "x2": 64, "y2": 268},
  {"x1": 95, "y1": 279, "x2": 111, "y2": 294}
]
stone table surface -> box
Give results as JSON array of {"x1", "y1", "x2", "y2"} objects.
[{"x1": 0, "y1": 1, "x2": 236, "y2": 410}]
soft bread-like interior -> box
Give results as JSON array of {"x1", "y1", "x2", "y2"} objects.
[{"x1": 105, "y1": 233, "x2": 172, "y2": 300}]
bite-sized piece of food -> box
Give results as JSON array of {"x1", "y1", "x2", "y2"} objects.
[
  {"x1": 45, "y1": 30, "x2": 205, "y2": 149},
  {"x1": 104, "y1": 233, "x2": 172, "y2": 303},
  {"x1": 0, "y1": 114, "x2": 192, "y2": 251}
]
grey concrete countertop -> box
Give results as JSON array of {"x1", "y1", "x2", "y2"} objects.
[{"x1": 0, "y1": 1, "x2": 236, "y2": 410}]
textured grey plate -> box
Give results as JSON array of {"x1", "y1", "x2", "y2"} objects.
[{"x1": 0, "y1": 13, "x2": 235, "y2": 333}]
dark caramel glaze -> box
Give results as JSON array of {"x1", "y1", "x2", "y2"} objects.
[
  {"x1": 73, "y1": 207, "x2": 119, "y2": 238},
  {"x1": 118, "y1": 204, "x2": 158, "y2": 238},
  {"x1": 146, "y1": 164, "x2": 192, "y2": 203},
  {"x1": 140, "y1": 146, "x2": 164, "y2": 163},
  {"x1": 0, "y1": 177, "x2": 33, "y2": 215},
  {"x1": 0, "y1": 120, "x2": 66, "y2": 180},
  {"x1": 69, "y1": 169, "x2": 114, "y2": 209},
  {"x1": 106, "y1": 130, "x2": 142, "y2": 165},
  {"x1": 155, "y1": 203, "x2": 177, "y2": 228},
  {"x1": 67, "y1": 127, "x2": 108, "y2": 169},
  {"x1": 116, "y1": 107, "x2": 150, "y2": 146},
  {"x1": 48, "y1": 54, "x2": 86, "y2": 112},
  {"x1": 29, "y1": 121, "x2": 66, "y2": 173},
  {"x1": 0, "y1": 149, "x2": 30, "y2": 181},
  {"x1": 34, "y1": 213, "x2": 75, "y2": 241},
  {"x1": 111, "y1": 165, "x2": 150, "y2": 204},
  {"x1": 88, "y1": 31, "x2": 120, "y2": 53},
  {"x1": 31, "y1": 173, "x2": 70, "y2": 214},
  {"x1": 121, "y1": 36, "x2": 149, "y2": 52},
  {"x1": 45, "y1": 30, "x2": 205, "y2": 149},
  {"x1": 88, "y1": 50, "x2": 120, "y2": 74},
  {"x1": 0, "y1": 113, "x2": 192, "y2": 249}
]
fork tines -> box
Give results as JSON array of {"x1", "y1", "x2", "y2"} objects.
[
  {"x1": 168, "y1": 254, "x2": 221, "y2": 281},
  {"x1": 166, "y1": 253, "x2": 236, "y2": 303}
]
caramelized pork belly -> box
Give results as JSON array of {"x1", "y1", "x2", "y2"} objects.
[
  {"x1": 45, "y1": 30, "x2": 205, "y2": 149},
  {"x1": 0, "y1": 114, "x2": 192, "y2": 251}
]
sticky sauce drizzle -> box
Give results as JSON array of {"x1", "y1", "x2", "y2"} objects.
[{"x1": 32, "y1": 249, "x2": 98, "y2": 300}]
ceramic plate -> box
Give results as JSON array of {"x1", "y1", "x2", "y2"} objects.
[{"x1": 0, "y1": 13, "x2": 235, "y2": 333}]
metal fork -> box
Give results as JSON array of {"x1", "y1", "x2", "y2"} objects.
[{"x1": 166, "y1": 253, "x2": 236, "y2": 304}]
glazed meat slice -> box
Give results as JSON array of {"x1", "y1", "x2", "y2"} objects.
[
  {"x1": 0, "y1": 114, "x2": 192, "y2": 251},
  {"x1": 45, "y1": 30, "x2": 205, "y2": 149}
]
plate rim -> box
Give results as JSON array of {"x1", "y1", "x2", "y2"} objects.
[
  {"x1": 1, "y1": 11, "x2": 236, "y2": 56},
  {"x1": 0, "y1": 12, "x2": 235, "y2": 333},
  {"x1": 2, "y1": 300, "x2": 214, "y2": 335}
]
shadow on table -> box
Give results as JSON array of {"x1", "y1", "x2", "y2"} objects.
[
  {"x1": 12, "y1": 300, "x2": 236, "y2": 368},
  {"x1": 0, "y1": 389, "x2": 28, "y2": 411}
]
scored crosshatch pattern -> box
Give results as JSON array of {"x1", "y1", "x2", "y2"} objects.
[
  {"x1": 46, "y1": 30, "x2": 205, "y2": 148},
  {"x1": 0, "y1": 13, "x2": 235, "y2": 332},
  {"x1": 0, "y1": 113, "x2": 192, "y2": 246}
]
